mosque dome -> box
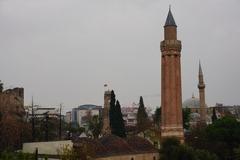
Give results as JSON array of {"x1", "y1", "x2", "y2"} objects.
[{"x1": 182, "y1": 94, "x2": 200, "y2": 108}]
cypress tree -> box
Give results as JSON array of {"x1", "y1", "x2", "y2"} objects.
[
  {"x1": 153, "y1": 107, "x2": 161, "y2": 129},
  {"x1": 115, "y1": 100, "x2": 126, "y2": 138},
  {"x1": 109, "y1": 90, "x2": 116, "y2": 134},
  {"x1": 137, "y1": 96, "x2": 149, "y2": 132},
  {"x1": 109, "y1": 90, "x2": 126, "y2": 137}
]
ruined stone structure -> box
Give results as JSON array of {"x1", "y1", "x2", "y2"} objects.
[
  {"x1": 198, "y1": 62, "x2": 206, "y2": 123},
  {"x1": 160, "y1": 8, "x2": 184, "y2": 142},
  {"x1": 102, "y1": 90, "x2": 111, "y2": 135},
  {"x1": 0, "y1": 87, "x2": 25, "y2": 119}
]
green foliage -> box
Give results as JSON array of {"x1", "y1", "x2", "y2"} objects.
[
  {"x1": 153, "y1": 107, "x2": 161, "y2": 129},
  {"x1": 160, "y1": 137, "x2": 195, "y2": 160},
  {"x1": 109, "y1": 90, "x2": 116, "y2": 133},
  {"x1": 109, "y1": 91, "x2": 126, "y2": 138},
  {"x1": 186, "y1": 116, "x2": 240, "y2": 160},
  {"x1": 88, "y1": 115, "x2": 102, "y2": 139},
  {"x1": 211, "y1": 107, "x2": 218, "y2": 123},
  {"x1": 0, "y1": 80, "x2": 3, "y2": 92},
  {"x1": 66, "y1": 122, "x2": 85, "y2": 135},
  {"x1": 195, "y1": 149, "x2": 218, "y2": 160},
  {"x1": 58, "y1": 144, "x2": 79, "y2": 160},
  {"x1": 58, "y1": 143, "x2": 95, "y2": 160},
  {"x1": 206, "y1": 117, "x2": 240, "y2": 143},
  {"x1": 0, "y1": 151, "x2": 35, "y2": 160},
  {"x1": 114, "y1": 101, "x2": 126, "y2": 138},
  {"x1": 137, "y1": 96, "x2": 149, "y2": 133},
  {"x1": 206, "y1": 116, "x2": 240, "y2": 159},
  {"x1": 234, "y1": 146, "x2": 240, "y2": 160},
  {"x1": 183, "y1": 108, "x2": 191, "y2": 130},
  {"x1": 160, "y1": 137, "x2": 218, "y2": 160}
]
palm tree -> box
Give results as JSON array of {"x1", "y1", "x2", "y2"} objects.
[{"x1": 88, "y1": 115, "x2": 102, "y2": 139}]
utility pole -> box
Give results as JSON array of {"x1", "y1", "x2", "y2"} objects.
[
  {"x1": 45, "y1": 112, "x2": 49, "y2": 141},
  {"x1": 31, "y1": 96, "x2": 35, "y2": 142},
  {"x1": 59, "y1": 103, "x2": 62, "y2": 140}
]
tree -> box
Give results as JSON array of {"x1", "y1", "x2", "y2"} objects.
[
  {"x1": 137, "y1": 96, "x2": 149, "y2": 133},
  {"x1": 206, "y1": 116, "x2": 240, "y2": 160},
  {"x1": 109, "y1": 90, "x2": 116, "y2": 134},
  {"x1": 109, "y1": 90, "x2": 126, "y2": 138},
  {"x1": 195, "y1": 149, "x2": 218, "y2": 160},
  {"x1": 211, "y1": 107, "x2": 218, "y2": 123},
  {"x1": 160, "y1": 137, "x2": 181, "y2": 160},
  {"x1": 114, "y1": 100, "x2": 126, "y2": 138},
  {"x1": 153, "y1": 107, "x2": 161, "y2": 129},
  {"x1": 234, "y1": 146, "x2": 240, "y2": 160},
  {"x1": 66, "y1": 122, "x2": 85, "y2": 138},
  {"x1": 183, "y1": 108, "x2": 191, "y2": 130},
  {"x1": 186, "y1": 116, "x2": 240, "y2": 160},
  {"x1": 0, "y1": 80, "x2": 3, "y2": 92},
  {"x1": 160, "y1": 137, "x2": 196, "y2": 160},
  {"x1": 160, "y1": 137, "x2": 218, "y2": 160},
  {"x1": 88, "y1": 115, "x2": 102, "y2": 139}
]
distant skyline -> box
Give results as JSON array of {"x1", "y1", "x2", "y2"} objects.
[{"x1": 1, "y1": 0, "x2": 240, "y2": 112}]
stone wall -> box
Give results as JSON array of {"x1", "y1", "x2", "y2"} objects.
[
  {"x1": 22, "y1": 140, "x2": 73, "y2": 155},
  {"x1": 0, "y1": 87, "x2": 24, "y2": 118}
]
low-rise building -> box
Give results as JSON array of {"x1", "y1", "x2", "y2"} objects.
[
  {"x1": 212, "y1": 103, "x2": 240, "y2": 120},
  {"x1": 23, "y1": 135, "x2": 159, "y2": 160},
  {"x1": 72, "y1": 104, "x2": 102, "y2": 127},
  {"x1": 121, "y1": 103, "x2": 152, "y2": 127},
  {"x1": 26, "y1": 105, "x2": 60, "y2": 119},
  {"x1": 65, "y1": 111, "x2": 72, "y2": 123}
]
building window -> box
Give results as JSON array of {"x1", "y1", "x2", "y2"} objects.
[
  {"x1": 131, "y1": 158, "x2": 134, "y2": 160},
  {"x1": 153, "y1": 156, "x2": 156, "y2": 160}
]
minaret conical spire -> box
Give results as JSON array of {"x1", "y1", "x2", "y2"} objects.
[
  {"x1": 164, "y1": 6, "x2": 177, "y2": 27},
  {"x1": 199, "y1": 60, "x2": 203, "y2": 76},
  {"x1": 198, "y1": 61, "x2": 206, "y2": 124}
]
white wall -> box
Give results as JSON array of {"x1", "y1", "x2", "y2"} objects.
[{"x1": 22, "y1": 141, "x2": 73, "y2": 155}]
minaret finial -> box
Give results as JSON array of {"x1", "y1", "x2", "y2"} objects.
[
  {"x1": 169, "y1": 5, "x2": 171, "y2": 11},
  {"x1": 192, "y1": 93, "x2": 195, "y2": 98},
  {"x1": 31, "y1": 96, "x2": 34, "y2": 107}
]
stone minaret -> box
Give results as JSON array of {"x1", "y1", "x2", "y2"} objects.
[
  {"x1": 198, "y1": 62, "x2": 206, "y2": 123},
  {"x1": 160, "y1": 8, "x2": 184, "y2": 142},
  {"x1": 102, "y1": 90, "x2": 111, "y2": 135}
]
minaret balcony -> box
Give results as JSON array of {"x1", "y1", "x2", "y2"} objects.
[
  {"x1": 198, "y1": 84, "x2": 205, "y2": 89},
  {"x1": 160, "y1": 40, "x2": 182, "y2": 52}
]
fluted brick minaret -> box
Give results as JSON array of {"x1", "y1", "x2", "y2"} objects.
[
  {"x1": 198, "y1": 62, "x2": 206, "y2": 123},
  {"x1": 160, "y1": 8, "x2": 184, "y2": 142},
  {"x1": 102, "y1": 90, "x2": 111, "y2": 135}
]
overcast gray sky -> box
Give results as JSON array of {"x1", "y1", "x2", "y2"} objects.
[{"x1": 0, "y1": 0, "x2": 240, "y2": 112}]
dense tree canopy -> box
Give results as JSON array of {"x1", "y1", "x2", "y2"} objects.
[
  {"x1": 160, "y1": 137, "x2": 218, "y2": 160},
  {"x1": 186, "y1": 116, "x2": 240, "y2": 160}
]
